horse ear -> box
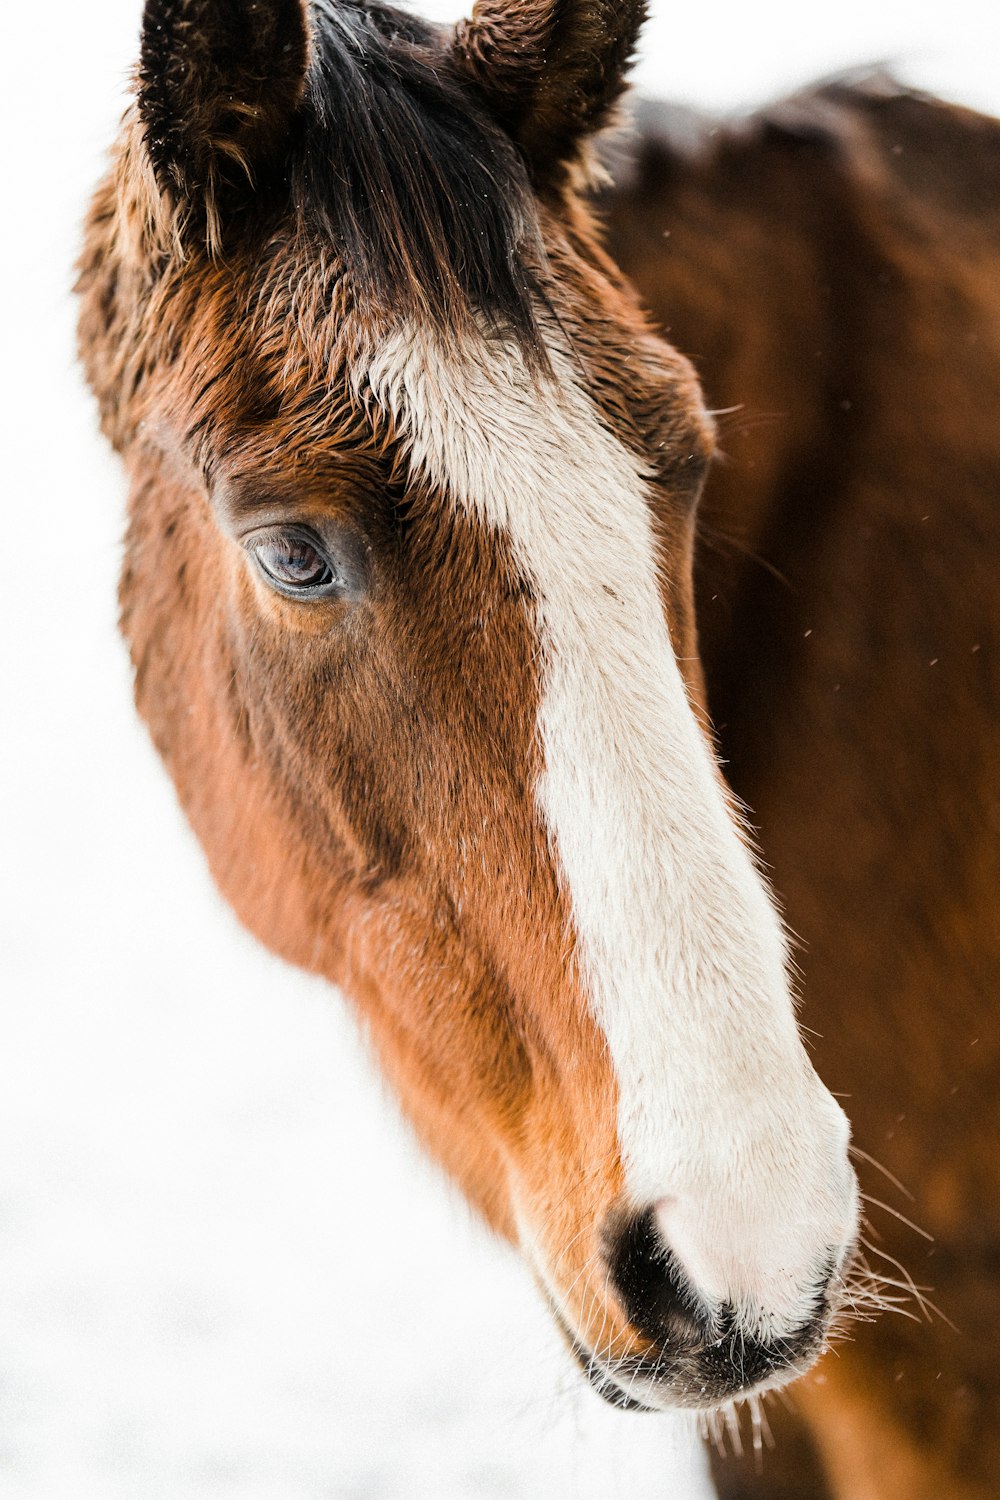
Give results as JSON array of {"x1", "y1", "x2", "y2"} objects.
[
  {"x1": 453, "y1": 0, "x2": 646, "y2": 178},
  {"x1": 138, "y1": 0, "x2": 309, "y2": 238}
]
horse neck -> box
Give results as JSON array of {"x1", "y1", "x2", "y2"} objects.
[
  {"x1": 601, "y1": 86, "x2": 1000, "y2": 786},
  {"x1": 603, "y1": 108, "x2": 877, "y2": 773}
]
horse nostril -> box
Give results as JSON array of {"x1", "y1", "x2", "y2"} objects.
[
  {"x1": 604, "y1": 1205, "x2": 711, "y2": 1349},
  {"x1": 601, "y1": 1204, "x2": 832, "y2": 1403}
]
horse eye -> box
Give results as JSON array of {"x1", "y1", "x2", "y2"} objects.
[{"x1": 247, "y1": 529, "x2": 337, "y2": 596}]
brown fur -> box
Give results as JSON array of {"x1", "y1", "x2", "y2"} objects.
[
  {"x1": 139, "y1": 0, "x2": 309, "y2": 249},
  {"x1": 601, "y1": 73, "x2": 1000, "y2": 1497},
  {"x1": 455, "y1": 0, "x2": 645, "y2": 181},
  {"x1": 79, "y1": 0, "x2": 1000, "y2": 1480}
]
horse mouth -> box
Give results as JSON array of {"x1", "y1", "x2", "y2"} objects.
[{"x1": 548, "y1": 1299, "x2": 827, "y2": 1414}]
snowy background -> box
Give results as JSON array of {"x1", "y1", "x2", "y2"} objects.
[{"x1": 2, "y1": 1, "x2": 998, "y2": 1497}]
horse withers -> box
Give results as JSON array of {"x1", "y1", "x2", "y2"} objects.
[{"x1": 78, "y1": 0, "x2": 860, "y2": 1453}]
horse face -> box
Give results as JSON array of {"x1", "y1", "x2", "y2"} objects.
[{"x1": 79, "y1": 0, "x2": 859, "y2": 1410}]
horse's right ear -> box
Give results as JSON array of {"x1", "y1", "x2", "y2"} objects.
[
  {"x1": 138, "y1": 0, "x2": 309, "y2": 241},
  {"x1": 453, "y1": 0, "x2": 646, "y2": 180}
]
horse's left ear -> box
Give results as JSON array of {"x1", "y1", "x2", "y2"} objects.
[
  {"x1": 138, "y1": 0, "x2": 309, "y2": 237},
  {"x1": 453, "y1": 0, "x2": 646, "y2": 179}
]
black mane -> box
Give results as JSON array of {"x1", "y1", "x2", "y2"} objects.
[{"x1": 293, "y1": 0, "x2": 541, "y2": 342}]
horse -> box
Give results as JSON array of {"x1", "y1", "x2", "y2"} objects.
[{"x1": 74, "y1": 0, "x2": 992, "y2": 1493}]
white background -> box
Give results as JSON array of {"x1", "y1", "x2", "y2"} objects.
[{"x1": 2, "y1": 1, "x2": 998, "y2": 1497}]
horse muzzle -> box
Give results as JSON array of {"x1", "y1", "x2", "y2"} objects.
[
  {"x1": 557, "y1": 1296, "x2": 830, "y2": 1412},
  {"x1": 546, "y1": 1196, "x2": 858, "y2": 1412}
]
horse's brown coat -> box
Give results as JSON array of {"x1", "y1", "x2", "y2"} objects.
[{"x1": 77, "y1": 0, "x2": 1000, "y2": 1482}]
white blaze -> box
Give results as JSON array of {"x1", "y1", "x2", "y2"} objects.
[{"x1": 364, "y1": 325, "x2": 857, "y2": 1336}]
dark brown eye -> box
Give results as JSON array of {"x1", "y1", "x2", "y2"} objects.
[{"x1": 247, "y1": 529, "x2": 337, "y2": 597}]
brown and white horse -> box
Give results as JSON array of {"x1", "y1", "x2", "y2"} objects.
[{"x1": 79, "y1": 0, "x2": 998, "y2": 1491}]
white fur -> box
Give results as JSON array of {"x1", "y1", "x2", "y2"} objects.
[{"x1": 363, "y1": 325, "x2": 858, "y2": 1338}]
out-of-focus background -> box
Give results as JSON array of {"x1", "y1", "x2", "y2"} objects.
[{"x1": 2, "y1": 2, "x2": 998, "y2": 1496}]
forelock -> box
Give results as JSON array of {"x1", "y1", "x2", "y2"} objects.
[{"x1": 292, "y1": 0, "x2": 545, "y2": 347}]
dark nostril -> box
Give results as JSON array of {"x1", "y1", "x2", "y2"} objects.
[
  {"x1": 601, "y1": 1207, "x2": 835, "y2": 1400},
  {"x1": 604, "y1": 1205, "x2": 711, "y2": 1349}
]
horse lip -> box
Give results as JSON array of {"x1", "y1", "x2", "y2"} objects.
[
  {"x1": 549, "y1": 1303, "x2": 659, "y2": 1412},
  {"x1": 547, "y1": 1295, "x2": 828, "y2": 1413},
  {"x1": 577, "y1": 1357, "x2": 660, "y2": 1413}
]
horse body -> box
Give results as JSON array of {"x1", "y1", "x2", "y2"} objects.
[
  {"x1": 77, "y1": 0, "x2": 997, "y2": 1491},
  {"x1": 603, "y1": 77, "x2": 1000, "y2": 1495}
]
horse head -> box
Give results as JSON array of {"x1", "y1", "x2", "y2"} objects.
[{"x1": 78, "y1": 0, "x2": 860, "y2": 1411}]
